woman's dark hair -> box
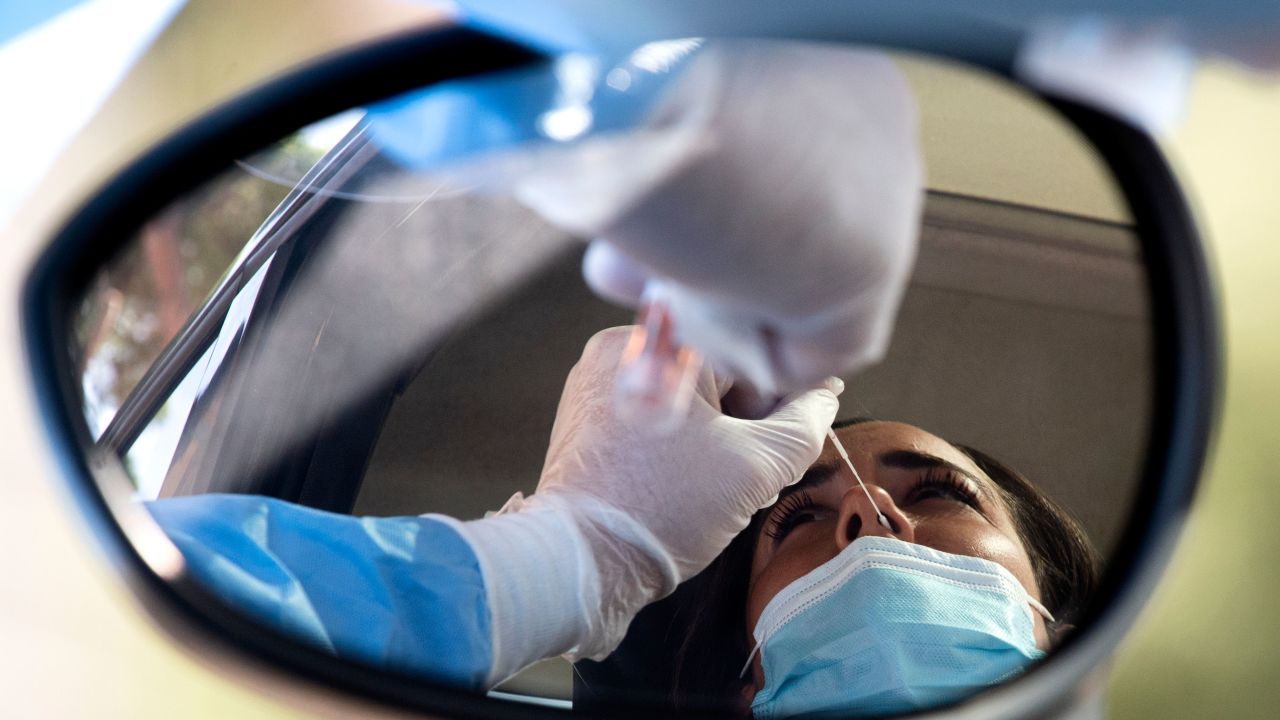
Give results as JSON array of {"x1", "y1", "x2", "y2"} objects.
[
  {"x1": 952, "y1": 443, "x2": 1100, "y2": 637},
  {"x1": 665, "y1": 419, "x2": 1101, "y2": 712}
]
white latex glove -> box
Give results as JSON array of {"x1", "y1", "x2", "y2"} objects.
[
  {"x1": 441, "y1": 327, "x2": 841, "y2": 684},
  {"x1": 518, "y1": 40, "x2": 924, "y2": 395}
]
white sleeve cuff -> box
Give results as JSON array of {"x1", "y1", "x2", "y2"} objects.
[{"x1": 425, "y1": 506, "x2": 591, "y2": 688}]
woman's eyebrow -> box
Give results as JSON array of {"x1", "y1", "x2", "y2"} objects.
[
  {"x1": 775, "y1": 462, "x2": 840, "y2": 506},
  {"x1": 877, "y1": 450, "x2": 993, "y2": 497}
]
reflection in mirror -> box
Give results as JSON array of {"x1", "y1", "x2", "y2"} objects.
[{"x1": 70, "y1": 41, "x2": 1146, "y2": 716}]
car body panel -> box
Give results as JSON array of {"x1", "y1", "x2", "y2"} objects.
[
  {"x1": 2, "y1": 2, "x2": 1279, "y2": 718},
  {"x1": 0, "y1": 1, "x2": 441, "y2": 716}
]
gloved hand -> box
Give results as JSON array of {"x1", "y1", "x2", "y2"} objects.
[
  {"x1": 518, "y1": 40, "x2": 924, "y2": 395},
  {"x1": 443, "y1": 326, "x2": 841, "y2": 683}
]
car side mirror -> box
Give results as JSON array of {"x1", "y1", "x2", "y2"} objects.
[{"x1": 22, "y1": 20, "x2": 1216, "y2": 720}]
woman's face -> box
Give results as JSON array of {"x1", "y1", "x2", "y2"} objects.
[{"x1": 743, "y1": 421, "x2": 1048, "y2": 691}]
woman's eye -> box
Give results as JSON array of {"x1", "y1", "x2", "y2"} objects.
[
  {"x1": 766, "y1": 510, "x2": 815, "y2": 542},
  {"x1": 789, "y1": 510, "x2": 820, "y2": 528},
  {"x1": 914, "y1": 485, "x2": 965, "y2": 501},
  {"x1": 908, "y1": 470, "x2": 980, "y2": 508},
  {"x1": 764, "y1": 493, "x2": 826, "y2": 542}
]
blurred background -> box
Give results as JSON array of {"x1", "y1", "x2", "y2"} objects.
[
  {"x1": 1110, "y1": 63, "x2": 1280, "y2": 718},
  {"x1": 1, "y1": 1, "x2": 1277, "y2": 717}
]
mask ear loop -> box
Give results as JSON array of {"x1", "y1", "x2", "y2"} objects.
[
  {"x1": 1028, "y1": 596, "x2": 1055, "y2": 623},
  {"x1": 827, "y1": 429, "x2": 891, "y2": 529}
]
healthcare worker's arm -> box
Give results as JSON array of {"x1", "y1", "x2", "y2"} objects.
[
  {"x1": 441, "y1": 327, "x2": 841, "y2": 681},
  {"x1": 146, "y1": 326, "x2": 841, "y2": 688},
  {"x1": 514, "y1": 42, "x2": 924, "y2": 396},
  {"x1": 371, "y1": 40, "x2": 922, "y2": 397},
  {"x1": 145, "y1": 495, "x2": 495, "y2": 688}
]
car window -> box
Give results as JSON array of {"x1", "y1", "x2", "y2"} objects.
[{"x1": 74, "y1": 112, "x2": 362, "y2": 495}]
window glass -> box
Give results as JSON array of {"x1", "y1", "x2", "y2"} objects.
[{"x1": 73, "y1": 112, "x2": 362, "y2": 488}]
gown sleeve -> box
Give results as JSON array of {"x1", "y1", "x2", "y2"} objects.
[{"x1": 145, "y1": 494, "x2": 493, "y2": 690}]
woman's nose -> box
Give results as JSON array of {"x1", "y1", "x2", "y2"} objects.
[{"x1": 834, "y1": 483, "x2": 914, "y2": 548}]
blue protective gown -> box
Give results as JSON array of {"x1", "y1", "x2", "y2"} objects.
[{"x1": 145, "y1": 495, "x2": 493, "y2": 689}]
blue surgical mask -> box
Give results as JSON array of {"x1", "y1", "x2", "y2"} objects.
[{"x1": 746, "y1": 536, "x2": 1053, "y2": 719}]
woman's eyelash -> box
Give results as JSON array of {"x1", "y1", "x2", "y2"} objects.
[
  {"x1": 764, "y1": 469, "x2": 979, "y2": 543},
  {"x1": 764, "y1": 490, "x2": 818, "y2": 541},
  {"x1": 908, "y1": 468, "x2": 980, "y2": 507}
]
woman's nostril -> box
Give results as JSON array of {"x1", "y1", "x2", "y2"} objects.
[
  {"x1": 845, "y1": 514, "x2": 862, "y2": 542},
  {"x1": 883, "y1": 514, "x2": 900, "y2": 534}
]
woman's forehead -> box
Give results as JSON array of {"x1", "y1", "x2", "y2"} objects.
[{"x1": 827, "y1": 421, "x2": 986, "y2": 479}]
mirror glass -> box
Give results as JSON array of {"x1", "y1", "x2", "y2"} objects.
[{"x1": 69, "y1": 43, "x2": 1147, "y2": 715}]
